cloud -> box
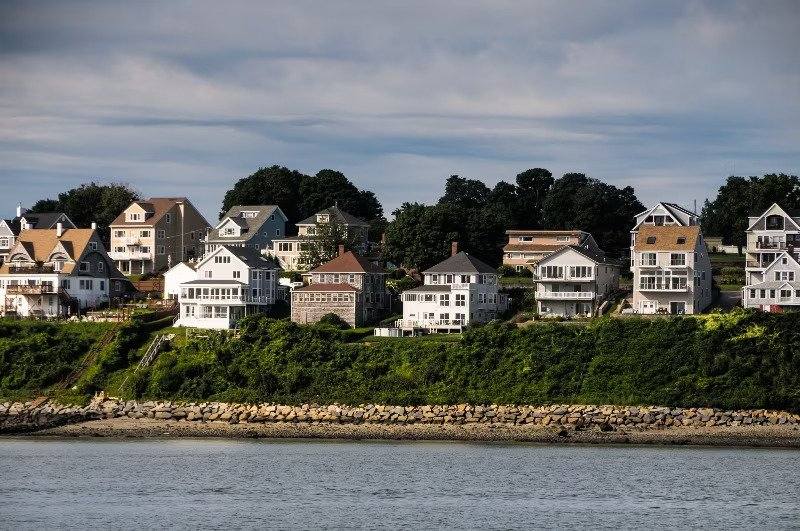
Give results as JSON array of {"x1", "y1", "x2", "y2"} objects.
[{"x1": 0, "y1": 0, "x2": 798, "y2": 221}]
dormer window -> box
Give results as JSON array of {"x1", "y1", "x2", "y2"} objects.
[
  {"x1": 556, "y1": 236, "x2": 569, "y2": 242},
  {"x1": 676, "y1": 237, "x2": 686, "y2": 245},
  {"x1": 242, "y1": 211, "x2": 258, "y2": 218},
  {"x1": 127, "y1": 213, "x2": 141, "y2": 222},
  {"x1": 89, "y1": 242, "x2": 98, "y2": 251},
  {"x1": 79, "y1": 261, "x2": 90, "y2": 272},
  {"x1": 646, "y1": 236, "x2": 656, "y2": 244},
  {"x1": 317, "y1": 214, "x2": 329, "y2": 223},
  {"x1": 766, "y1": 215, "x2": 784, "y2": 230},
  {"x1": 518, "y1": 236, "x2": 533, "y2": 242},
  {"x1": 223, "y1": 228, "x2": 236, "y2": 236}
]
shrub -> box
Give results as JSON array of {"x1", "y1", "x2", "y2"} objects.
[{"x1": 319, "y1": 313, "x2": 351, "y2": 329}]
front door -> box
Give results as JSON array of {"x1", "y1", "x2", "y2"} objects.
[
  {"x1": 640, "y1": 301, "x2": 657, "y2": 314},
  {"x1": 670, "y1": 301, "x2": 686, "y2": 315}
]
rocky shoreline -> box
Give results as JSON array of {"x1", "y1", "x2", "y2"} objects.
[{"x1": 2, "y1": 396, "x2": 800, "y2": 447}]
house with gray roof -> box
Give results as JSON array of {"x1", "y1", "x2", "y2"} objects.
[
  {"x1": 533, "y1": 243, "x2": 620, "y2": 318},
  {"x1": 393, "y1": 243, "x2": 508, "y2": 334},
  {"x1": 205, "y1": 205, "x2": 288, "y2": 255}
]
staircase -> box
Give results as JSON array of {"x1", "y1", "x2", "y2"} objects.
[{"x1": 117, "y1": 333, "x2": 174, "y2": 394}]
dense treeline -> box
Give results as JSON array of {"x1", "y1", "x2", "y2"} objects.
[{"x1": 123, "y1": 311, "x2": 800, "y2": 412}]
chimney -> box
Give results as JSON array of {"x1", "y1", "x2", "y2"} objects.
[
  {"x1": 16, "y1": 202, "x2": 22, "y2": 218},
  {"x1": 91, "y1": 222, "x2": 97, "y2": 230},
  {"x1": 56, "y1": 222, "x2": 63, "y2": 238},
  {"x1": 451, "y1": 241, "x2": 459, "y2": 257},
  {"x1": 338, "y1": 244, "x2": 345, "y2": 256}
]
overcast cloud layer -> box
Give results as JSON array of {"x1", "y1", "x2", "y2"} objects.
[{"x1": 1, "y1": 0, "x2": 798, "y2": 221}]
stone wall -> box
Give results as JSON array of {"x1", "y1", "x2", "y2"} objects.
[{"x1": 2, "y1": 396, "x2": 798, "y2": 434}]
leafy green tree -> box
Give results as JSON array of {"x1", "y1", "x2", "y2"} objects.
[
  {"x1": 513, "y1": 168, "x2": 553, "y2": 228},
  {"x1": 30, "y1": 182, "x2": 140, "y2": 243},
  {"x1": 383, "y1": 202, "x2": 461, "y2": 270},
  {"x1": 701, "y1": 173, "x2": 800, "y2": 251}
]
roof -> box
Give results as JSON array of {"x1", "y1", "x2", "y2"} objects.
[
  {"x1": 297, "y1": 206, "x2": 369, "y2": 227},
  {"x1": 746, "y1": 280, "x2": 800, "y2": 290},
  {"x1": 633, "y1": 226, "x2": 701, "y2": 251},
  {"x1": 503, "y1": 243, "x2": 563, "y2": 253},
  {"x1": 20, "y1": 212, "x2": 74, "y2": 230},
  {"x1": 538, "y1": 245, "x2": 618, "y2": 266},
  {"x1": 505, "y1": 229, "x2": 585, "y2": 236},
  {"x1": 110, "y1": 197, "x2": 193, "y2": 226},
  {"x1": 0, "y1": 228, "x2": 122, "y2": 276},
  {"x1": 182, "y1": 279, "x2": 247, "y2": 285},
  {"x1": 311, "y1": 251, "x2": 385, "y2": 274},
  {"x1": 424, "y1": 251, "x2": 497, "y2": 274},
  {"x1": 224, "y1": 246, "x2": 280, "y2": 268},
  {"x1": 403, "y1": 285, "x2": 452, "y2": 293},
  {"x1": 208, "y1": 205, "x2": 284, "y2": 242},
  {"x1": 293, "y1": 283, "x2": 360, "y2": 292}
]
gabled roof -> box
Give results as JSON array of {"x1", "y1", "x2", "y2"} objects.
[
  {"x1": 110, "y1": 197, "x2": 198, "y2": 227},
  {"x1": 297, "y1": 206, "x2": 369, "y2": 227},
  {"x1": 294, "y1": 283, "x2": 360, "y2": 292},
  {"x1": 224, "y1": 246, "x2": 280, "y2": 269},
  {"x1": 633, "y1": 226, "x2": 701, "y2": 251},
  {"x1": 746, "y1": 280, "x2": 800, "y2": 290},
  {"x1": 19, "y1": 212, "x2": 75, "y2": 230},
  {"x1": 311, "y1": 251, "x2": 384, "y2": 274},
  {"x1": 762, "y1": 251, "x2": 800, "y2": 274},
  {"x1": 505, "y1": 229, "x2": 586, "y2": 236},
  {"x1": 0, "y1": 228, "x2": 116, "y2": 275},
  {"x1": 402, "y1": 284, "x2": 451, "y2": 293},
  {"x1": 424, "y1": 251, "x2": 497, "y2": 274},
  {"x1": 746, "y1": 203, "x2": 800, "y2": 232},
  {"x1": 537, "y1": 244, "x2": 616, "y2": 266},
  {"x1": 208, "y1": 205, "x2": 286, "y2": 242}
]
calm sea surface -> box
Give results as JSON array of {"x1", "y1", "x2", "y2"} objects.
[{"x1": 0, "y1": 438, "x2": 798, "y2": 529}]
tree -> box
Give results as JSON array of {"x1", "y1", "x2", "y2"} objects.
[
  {"x1": 30, "y1": 182, "x2": 140, "y2": 243},
  {"x1": 513, "y1": 168, "x2": 553, "y2": 228},
  {"x1": 541, "y1": 173, "x2": 644, "y2": 256},
  {"x1": 219, "y1": 165, "x2": 306, "y2": 223},
  {"x1": 383, "y1": 203, "x2": 461, "y2": 270},
  {"x1": 701, "y1": 173, "x2": 800, "y2": 251},
  {"x1": 298, "y1": 218, "x2": 361, "y2": 270},
  {"x1": 438, "y1": 175, "x2": 491, "y2": 210}
]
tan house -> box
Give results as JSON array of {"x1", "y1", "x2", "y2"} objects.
[
  {"x1": 291, "y1": 248, "x2": 388, "y2": 327},
  {"x1": 109, "y1": 197, "x2": 210, "y2": 275},
  {"x1": 503, "y1": 230, "x2": 599, "y2": 271},
  {"x1": 631, "y1": 225, "x2": 712, "y2": 315},
  {"x1": 269, "y1": 206, "x2": 370, "y2": 271},
  {"x1": 0, "y1": 225, "x2": 129, "y2": 317}
]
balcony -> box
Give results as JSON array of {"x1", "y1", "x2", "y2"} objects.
[
  {"x1": 537, "y1": 291, "x2": 594, "y2": 300},
  {"x1": 395, "y1": 318, "x2": 465, "y2": 329},
  {"x1": 108, "y1": 251, "x2": 152, "y2": 261},
  {"x1": 755, "y1": 241, "x2": 787, "y2": 250},
  {"x1": 180, "y1": 293, "x2": 274, "y2": 305},
  {"x1": 638, "y1": 285, "x2": 689, "y2": 292},
  {"x1": 5, "y1": 284, "x2": 58, "y2": 295}
]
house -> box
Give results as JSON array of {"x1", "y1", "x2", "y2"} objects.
[
  {"x1": 742, "y1": 203, "x2": 800, "y2": 311},
  {"x1": 502, "y1": 230, "x2": 599, "y2": 272},
  {"x1": 534, "y1": 245, "x2": 620, "y2": 318},
  {"x1": 109, "y1": 197, "x2": 210, "y2": 275},
  {"x1": 175, "y1": 246, "x2": 281, "y2": 329},
  {"x1": 630, "y1": 225, "x2": 713, "y2": 314},
  {"x1": 290, "y1": 247, "x2": 388, "y2": 327},
  {"x1": 396, "y1": 244, "x2": 509, "y2": 334},
  {"x1": 631, "y1": 202, "x2": 700, "y2": 233},
  {"x1": 204, "y1": 205, "x2": 288, "y2": 254},
  {"x1": 0, "y1": 224, "x2": 128, "y2": 317},
  {"x1": 163, "y1": 262, "x2": 198, "y2": 300},
  {"x1": 0, "y1": 204, "x2": 76, "y2": 264},
  {"x1": 269, "y1": 206, "x2": 371, "y2": 271}
]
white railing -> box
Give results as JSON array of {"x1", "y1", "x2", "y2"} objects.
[
  {"x1": 180, "y1": 294, "x2": 274, "y2": 304},
  {"x1": 537, "y1": 291, "x2": 594, "y2": 300},
  {"x1": 108, "y1": 251, "x2": 151, "y2": 261},
  {"x1": 638, "y1": 286, "x2": 689, "y2": 292},
  {"x1": 395, "y1": 318, "x2": 465, "y2": 329}
]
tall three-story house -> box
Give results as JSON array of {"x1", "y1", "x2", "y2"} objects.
[
  {"x1": 534, "y1": 245, "x2": 620, "y2": 318},
  {"x1": 109, "y1": 197, "x2": 210, "y2": 275},
  {"x1": 0, "y1": 204, "x2": 76, "y2": 264},
  {"x1": 204, "y1": 205, "x2": 288, "y2": 254},
  {"x1": 742, "y1": 203, "x2": 800, "y2": 311},
  {"x1": 175, "y1": 246, "x2": 280, "y2": 329},
  {"x1": 397, "y1": 244, "x2": 508, "y2": 334},
  {"x1": 502, "y1": 230, "x2": 598, "y2": 272},
  {"x1": 629, "y1": 202, "x2": 700, "y2": 261},
  {"x1": 630, "y1": 225, "x2": 712, "y2": 314},
  {"x1": 0, "y1": 225, "x2": 128, "y2": 317},
  {"x1": 290, "y1": 247, "x2": 388, "y2": 327},
  {"x1": 270, "y1": 206, "x2": 370, "y2": 271}
]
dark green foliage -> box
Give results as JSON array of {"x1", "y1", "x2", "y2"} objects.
[
  {"x1": 318, "y1": 313, "x2": 350, "y2": 329},
  {"x1": 129, "y1": 311, "x2": 800, "y2": 412},
  {"x1": 701, "y1": 173, "x2": 800, "y2": 251}
]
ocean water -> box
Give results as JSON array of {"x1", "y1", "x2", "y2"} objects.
[{"x1": 0, "y1": 438, "x2": 798, "y2": 529}]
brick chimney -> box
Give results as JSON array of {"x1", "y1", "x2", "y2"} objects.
[
  {"x1": 56, "y1": 222, "x2": 63, "y2": 238},
  {"x1": 451, "y1": 241, "x2": 459, "y2": 257},
  {"x1": 338, "y1": 244, "x2": 345, "y2": 256}
]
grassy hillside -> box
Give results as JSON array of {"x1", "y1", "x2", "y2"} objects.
[
  {"x1": 3, "y1": 310, "x2": 799, "y2": 412},
  {"x1": 130, "y1": 310, "x2": 800, "y2": 411}
]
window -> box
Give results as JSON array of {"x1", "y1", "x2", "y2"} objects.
[
  {"x1": 569, "y1": 266, "x2": 591, "y2": 278},
  {"x1": 676, "y1": 237, "x2": 686, "y2": 245},
  {"x1": 645, "y1": 236, "x2": 656, "y2": 244},
  {"x1": 750, "y1": 289, "x2": 756, "y2": 298},
  {"x1": 89, "y1": 242, "x2": 98, "y2": 251},
  {"x1": 541, "y1": 266, "x2": 563, "y2": 279},
  {"x1": 641, "y1": 253, "x2": 656, "y2": 266},
  {"x1": 140, "y1": 246, "x2": 150, "y2": 254},
  {"x1": 157, "y1": 246, "x2": 165, "y2": 255},
  {"x1": 79, "y1": 261, "x2": 89, "y2": 272},
  {"x1": 97, "y1": 262, "x2": 104, "y2": 272},
  {"x1": 127, "y1": 213, "x2": 141, "y2": 222},
  {"x1": 113, "y1": 230, "x2": 125, "y2": 238},
  {"x1": 62, "y1": 279, "x2": 71, "y2": 289},
  {"x1": 775, "y1": 271, "x2": 795, "y2": 281},
  {"x1": 556, "y1": 235, "x2": 569, "y2": 242},
  {"x1": 99, "y1": 280, "x2": 105, "y2": 290},
  {"x1": 460, "y1": 275, "x2": 470, "y2": 283},
  {"x1": 165, "y1": 213, "x2": 172, "y2": 223},
  {"x1": 233, "y1": 271, "x2": 241, "y2": 279},
  {"x1": 670, "y1": 253, "x2": 685, "y2": 266},
  {"x1": 140, "y1": 230, "x2": 151, "y2": 238},
  {"x1": 204, "y1": 271, "x2": 213, "y2": 279},
  {"x1": 455, "y1": 294, "x2": 466, "y2": 306},
  {"x1": 518, "y1": 236, "x2": 533, "y2": 242},
  {"x1": 53, "y1": 260, "x2": 63, "y2": 272},
  {"x1": 780, "y1": 289, "x2": 791, "y2": 299},
  {"x1": 157, "y1": 230, "x2": 165, "y2": 239},
  {"x1": 440, "y1": 294, "x2": 450, "y2": 306},
  {"x1": 766, "y1": 215, "x2": 784, "y2": 231}
]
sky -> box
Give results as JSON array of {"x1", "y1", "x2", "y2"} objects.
[{"x1": 1, "y1": 1, "x2": 799, "y2": 222}]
